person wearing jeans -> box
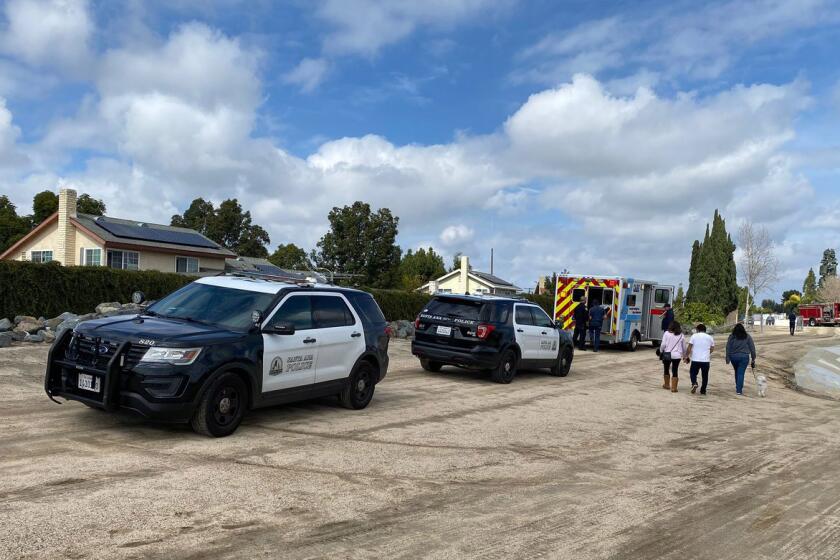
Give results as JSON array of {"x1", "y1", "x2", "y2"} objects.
[
  {"x1": 684, "y1": 323, "x2": 715, "y2": 395},
  {"x1": 726, "y1": 323, "x2": 757, "y2": 396},
  {"x1": 588, "y1": 301, "x2": 606, "y2": 352}
]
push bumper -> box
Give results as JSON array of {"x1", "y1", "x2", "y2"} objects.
[{"x1": 411, "y1": 340, "x2": 502, "y2": 369}]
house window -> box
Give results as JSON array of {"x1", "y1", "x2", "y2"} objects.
[
  {"x1": 176, "y1": 256, "x2": 199, "y2": 274},
  {"x1": 107, "y1": 250, "x2": 139, "y2": 270},
  {"x1": 81, "y1": 248, "x2": 102, "y2": 266},
  {"x1": 31, "y1": 250, "x2": 53, "y2": 263}
]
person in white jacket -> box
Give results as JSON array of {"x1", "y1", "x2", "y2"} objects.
[{"x1": 658, "y1": 321, "x2": 687, "y2": 392}]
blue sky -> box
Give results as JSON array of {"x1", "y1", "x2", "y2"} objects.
[{"x1": 2, "y1": 0, "x2": 840, "y2": 297}]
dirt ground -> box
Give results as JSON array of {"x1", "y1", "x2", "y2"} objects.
[{"x1": 2, "y1": 328, "x2": 840, "y2": 560}]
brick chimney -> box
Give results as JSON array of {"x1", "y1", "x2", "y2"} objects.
[
  {"x1": 460, "y1": 255, "x2": 470, "y2": 294},
  {"x1": 57, "y1": 188, "x2": 77, "y2": 265}
]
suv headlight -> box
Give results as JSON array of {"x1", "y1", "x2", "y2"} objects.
[{"x1": 140, "y1": 347, "x2": 202, "y2": 365}]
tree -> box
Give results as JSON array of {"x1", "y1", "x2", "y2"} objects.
[
  {"x1": 170, "y1": 198, "x2": 214, "y2": 235},
  {"x1": 784, "y1": 293, "x2": 801, "y2": 312},
  {"x1": 802, "y1": 268, "x2": 818, "y2": 304},
  {"x1": 819, "y1": 249, "x2": 837, "y2": 288},
  {"x1": 674, "y1": 284, "x2": 686, "y2": 315},
  {"x1": 686, "y1": 210, "x2": 739, "y2": 314},
  {"x1": 171, "y1": 198, "x2": 271, "y2": 257},
  {"x1": 399, "y1": 247, "x2": 446, "y2": 290},
  {"x1": 312, "y1": 202, "x2": 401, "y2": 288},
  {"x1": 76, "y1": 194, "x2": 106, "y2": 216},
  {"x1": 31, "y1": 191, "x2": 59, "y2": 226},
  {"x1": 817, "y1": 276, "x2": 840, "y2": 303},
  {"x1": 269, "y1": 243, "x2": 312, "y2": 270},
  {"x1": 0, "y1": 196, "x2": 31, "y2": 252},
  {"x1": 761, "y1": 298, "x2": 783, "y2": 313},
  {"x1": 737, "y1": 221, "x2": 778, "y2": 328}
]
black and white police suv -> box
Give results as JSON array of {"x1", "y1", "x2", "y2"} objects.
[
  {"x1": 44, "y1": 274, "x2": 390, "y2": 437},
  {"x1": 411, "y1": 294, "x2": 574, "y2": 383}
]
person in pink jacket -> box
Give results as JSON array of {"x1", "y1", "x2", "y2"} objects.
[{"x1": 658, "y1": 321, "x2": 687, "y2": 392}]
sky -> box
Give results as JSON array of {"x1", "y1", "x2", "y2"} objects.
[{"x1": 2, "y1": 0, "x2": 840, "y2": 298}]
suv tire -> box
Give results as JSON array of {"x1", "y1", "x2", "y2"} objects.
[
  {"x1": 191, "y1": 372, "x2": 247, "y2": 437},
  {"x1": 491, "y1": 349, "x2": 518, "y2": 384},
  {"x1": 420, "y1": 359, "x2": 442, "y2": 372},
  {"x1": 550, "y1": 347, "x2": 573, "y2": 377},
  {"x1": 340, "y1": 361, "x2": 376, "y2": 409}
]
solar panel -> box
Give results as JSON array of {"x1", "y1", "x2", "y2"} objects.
[
  {"x1": 95, "y1": 220, "x2": 221, "y2": 249},
  {"x1": 254, "y1": 263, "x2": 286, "y2": 275}
]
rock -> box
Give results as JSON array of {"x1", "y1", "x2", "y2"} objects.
[
  {"x1": 0, "y1": 332, "x2": 12, "y2": 348},
  {"x1": 55, "y1": 321, "x2": 78, "y2": 340},
  {"x1": 13, "y1": 315, "x2": 38, "y2": 325},
  {"x1": 57, "y1": 312, "x2": 78, "y2": 321},
  {"x1": 388, "y1": 320, "x2": 416, "y2": 339},
  {"x1": 77, "y1": 313, "x2": 97, "y2": 322},
  {"x1": 44, "y1": 317, "x2": 64, "y2": 329},
  {"x1": 40, "y1": 330, "x2": 56, "y2": 343},
  {"x1": 120, "y1": 303, "x2": 144, "y2": 311},
  {"x1": 95, "y1": 302, "x2": 122, "y2": 315},
  {"x1": 8, "y1": 330, "x2": 26, "y2": 342},
  {"x1": 24, "y1": 332, "x2": 45, "y2": 343},
  {"x1": 0, "y1": 318, "x2": 12, "y2": 331},
  {"x1": 14, "y1": 320, "x2": 44, "y2": 334}
]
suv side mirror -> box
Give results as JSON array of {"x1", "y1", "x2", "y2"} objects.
[{"x1": 266, "y1": 322, "x2": 295, "y2": 335}]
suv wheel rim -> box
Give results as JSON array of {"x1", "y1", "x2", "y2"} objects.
[
  {"x1": 355, "y1": 369, "x2": 373, "y2": 401},
  {"x1": 213, "y1": 386, "x2": 239, "y2": 426}
]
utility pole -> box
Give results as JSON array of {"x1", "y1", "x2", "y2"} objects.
[{"x1": 490, "y1": 248, "x2": 494, "y2": 275}]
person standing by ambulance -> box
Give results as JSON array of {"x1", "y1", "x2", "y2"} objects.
[
  {"x1": 588, "y1": 300, "x2": 606, "y2": 352},
  {"x1": 661, "y1": 303, "x2": 674, "y2": 333},
  {"x1": 573, "y1": 296, "x2": 588, "y2": 350}
]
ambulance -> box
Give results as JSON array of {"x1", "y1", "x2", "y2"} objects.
[{"x1": 553, "y1": 275, "x2": 674, "y2": 350}]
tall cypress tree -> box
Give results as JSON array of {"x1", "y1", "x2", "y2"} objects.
[
  {"x1": 686, "y1": 240, "x2": 701, "y2": 303},
  {"x1": 685, "y1": 210, "x2": 738, "y2": 314}
]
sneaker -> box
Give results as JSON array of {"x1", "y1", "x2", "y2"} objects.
[
  {"x1": 691, "y1": 384, "x2": 698, "y2": 394},
  {"x1": 736, "y1": 392, "x2": 744, "y2": 396},
  {"x1": 700, "y1": 391, "x2": 706, "y2": 395}
]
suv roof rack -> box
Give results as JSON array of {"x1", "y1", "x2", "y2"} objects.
[{"x1": 227, "y1": 271, "x2": 323, "y2": 287}]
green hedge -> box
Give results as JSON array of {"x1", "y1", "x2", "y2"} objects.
[
  {"x1": 0, "y1": 261, "x2": 193, "y2": 319},
  {"x1": 523, "y1": 293, "x2": 554, "y2": 317},
  {"x1": 367, "y1": 288, "x2": 431, "y2": 321}
]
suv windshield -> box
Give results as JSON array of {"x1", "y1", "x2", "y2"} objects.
[{"x1": 147, "y1": 283, "x2": 275, "y2": 331}]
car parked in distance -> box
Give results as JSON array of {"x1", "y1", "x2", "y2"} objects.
[{"x1": 411, "y1": 294, "x2": 573, "y2": 383}]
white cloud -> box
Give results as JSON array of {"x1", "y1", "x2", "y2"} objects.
[
  {"x1": 0, "y1": 0, "x2": 93, "y2": 75},
  {"x1": 318, "y1": 0, "x2": 511, "y2": 56},
  {"x1": 439, "y1": 224, "x2": 474, "y2": 245},
  {"x1": 283, "y1": 57, "x2": 330, "y2": 93},
  {"x1": 0, "y1": 98, "x2": 28, "y2": 168},
  {"x1": 516, "y1": 0, "x2": 840, "y2": 85}
]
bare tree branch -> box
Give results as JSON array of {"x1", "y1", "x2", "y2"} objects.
[{"x1": 738, "y1": 221, "x2": 779, "y2": 330}]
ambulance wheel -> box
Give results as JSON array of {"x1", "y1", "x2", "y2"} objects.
[
  {"x1": 420, "y1": 359, "x2": 442, "y2": 372},
  {"x1": 809, "y1": 318, "x2": 816, "y2": 327},
  {"x1": 191, "y1": 372, "x2": 247, "y2": 438},
  {"x1": 491, "y1": 349, "x2": 517, "y2": 384},
  {"x1": 628, "y1": 333, "x2": 640, "y2": 352},
  {"x1": 550, "y1": 347, "x2": 573, "y2": 377}
]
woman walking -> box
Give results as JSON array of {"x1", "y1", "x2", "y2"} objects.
[
  {"x1": 726, "y1": 323, "x2": 756, "y2": 396},
  {"x1": 659, "y1": 321, "x2": 686, "y2": 392}
]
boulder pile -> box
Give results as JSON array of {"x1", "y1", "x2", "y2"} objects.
[
  {"x1": 0, "y1": 303, "x2": 145, "y2": 348},
  {"x1": 388, "y1": 319, "x2": 416, "y2": 339}
]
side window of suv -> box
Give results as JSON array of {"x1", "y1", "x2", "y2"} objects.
[
  {"x1": 312, "y1": 295, "x2": 356, "y2": 328},
  {"x1": 269, "y1": 295, "x2": 313, "y2": 330},
  {"x1": 531, "y1": 306, "x2": 555, "y2": 328},
  {"x1": 515, "y1": 305, "x2": 534, "y2": 325}
]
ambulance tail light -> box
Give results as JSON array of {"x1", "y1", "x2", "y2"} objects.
[{"x1": 476, "y1": 324, "x2": 495, "y2": 340}]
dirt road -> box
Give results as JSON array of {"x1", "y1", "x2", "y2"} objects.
[{"x1": 2, "y1": 330, "x2": 839, "y2": 559}]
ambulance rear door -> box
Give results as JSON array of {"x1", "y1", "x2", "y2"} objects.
[{"x1": 648, "y1": 285, "x2": 673, "y2": 341}]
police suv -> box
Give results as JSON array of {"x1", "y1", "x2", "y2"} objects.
[
  {"x1": 45, "y1": 275, "x2": 390, "y2": 437},
  {"x1": 411, "y1": 294, "x2": 574, "y2": 383}
]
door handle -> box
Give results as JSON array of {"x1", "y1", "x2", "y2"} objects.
[
  {"x1": 303, "y1": 337, "x2": 317, "y2": 344},
  {"x1": 351, "y1": 332, "x2": 362, "y2": 338},
  {"x1": 517, "y1": 329, "x2": 524, "y2": 333},
  {"x1": 541, "y1": 331, "x2": 548, "y2": 335}
]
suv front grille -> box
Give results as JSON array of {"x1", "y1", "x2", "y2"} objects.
[{"x1": 65, "y1": 334, "x2": 148, "y2": 370}]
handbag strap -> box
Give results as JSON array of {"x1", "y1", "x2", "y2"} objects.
[{"x1": 665, "y1": 335, "x2": 682, "y2": 354}]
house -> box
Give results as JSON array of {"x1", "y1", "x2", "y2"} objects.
[
  {"x1": 417, "y1": 255, "x2": 522, "y2": 296},
  {"x1": 0, "y1": 188, "x2": 235, "y2": 274}
]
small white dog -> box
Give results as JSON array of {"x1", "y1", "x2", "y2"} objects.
[{"x1": 753, "y1": 368, "x2": 768, "y2": 397}]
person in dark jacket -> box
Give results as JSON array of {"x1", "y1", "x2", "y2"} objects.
[
  {"x1": 588, "y1": 301, "x2": 606, "y2": 352},
  {"x1": 661, "y1": 303, "x2": 674, "y2": 333},
  {"x1": 573, "y1": 296, "x2": 588, "y2": 350},
  {"x1": 726, "y1": 323, "x2": 757, "y2": 395},
  {"x1": 788, "y1": 311, "x2": 797, "y2": 336}
]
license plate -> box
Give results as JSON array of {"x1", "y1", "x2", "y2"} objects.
[
  {"x1": 436, "y1": 325, "x2": 452, "y2": 336},
  {"x1": 77, "y1": 373, "x2": 100, "y2": 392}
]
